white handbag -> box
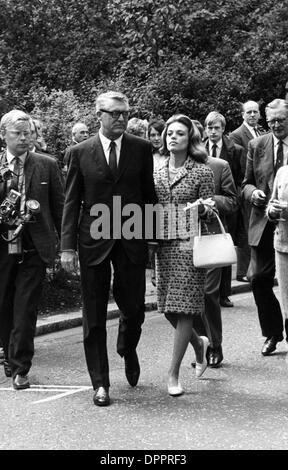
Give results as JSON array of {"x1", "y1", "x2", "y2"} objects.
[{"x1": 193, "y1": 211, "x2": 237, "y2": 269}]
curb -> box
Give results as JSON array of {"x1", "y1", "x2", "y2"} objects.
[{"x1": 35, "y1": 281, "x2": 251, "y2": 337}]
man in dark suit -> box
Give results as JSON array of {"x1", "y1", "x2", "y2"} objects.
[
  {"x1": 204, "y1": 111, "x2": 245, "y2": 308},
  {"x1": 62, "y1": 122, "x2": 90, "y2": 175},
  {"x1": 193, "y1": 156, "x2": 238, "y2": 367},
  {"x1": 0, "y1": 110, "x2": 64, "y2": 389},
  {"x1": 61, "y1": 91, "x2": 158, "y2": 407},
  {"x1": 242, "y1": 98, "x2": 288, "y2": 356},
  {"x1": 229, "y1": 100, "x2": 266, "y2": 282}
]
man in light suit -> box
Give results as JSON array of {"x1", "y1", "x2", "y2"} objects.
[
  {"x1": 229, "y1": 101, "x2": 266, "y2": 282},
  {"x1": 242, "y1": 98, "x2": 288, "y2": 356},
  {"x1": 204, "y1": 111, "x2": 245, "y2": 308},
  {"x1": 0, "y1": 110, "x2": 64, "y2": 389},
  {"x1": 61, "y1": 91, "x2": 158, "y2": 407}
]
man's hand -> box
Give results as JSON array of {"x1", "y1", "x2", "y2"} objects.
[
  {"x1": 61, "y1": 251, "x2": 78, "y2": 274},
  {"x1": 251, "y1": 189, "x2": 266, "y2": 207},
  {"x1": 267, "y1": 199, "x2": 287, "y2": 219}
]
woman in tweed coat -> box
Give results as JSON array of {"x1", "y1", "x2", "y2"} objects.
[{"x1": 154, "y1": 114, "x2": 215, "y2": 396}]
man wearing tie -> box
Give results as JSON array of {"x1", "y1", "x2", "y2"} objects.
[
  {"x1": 230, "y1": 101, "x2": 266, "y2": 282},
  {"x1": 61, "y1": 91, "x2": 158, "y2": 407},
  {"x1": 242, "y1": 98, "x2": 288, "y2": 356},
  {"x1": 204, "y1": 111, "x2": 244, "y2": 308},
  {"x1": 0, "y1": 110, "x2": 64, "y2": 389}
]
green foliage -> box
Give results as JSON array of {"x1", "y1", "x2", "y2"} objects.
[
  {"x1": 29, "y1": 87, "x2": 99, "y2": 158},
  {"x1": 0, "y1": 0, "x2": 287, "y2": 133}
]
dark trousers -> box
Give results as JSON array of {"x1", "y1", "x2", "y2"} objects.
[
  {"x1": 248, "y1": 222, "x2": 283, "y2": 340},
  {"x1": 219, "y1": 265, "x2": 232, "y2": 299},
  {"x1": 192, "y1": 268, "x2": 223, "y2": 349},
  {"x1": 0, "y1": 245, "x2": 46, "y2": 377},
  {"x1": 79, "y1": 242, "x2": 146, "y2": 389}
]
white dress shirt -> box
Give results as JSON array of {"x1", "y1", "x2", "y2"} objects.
[
  {"x1": 208, "y1": 140, "x2": 223, "y2": 158},
  {"x1": 99, "y1": 130, "x2": 123, "y2": 166}
]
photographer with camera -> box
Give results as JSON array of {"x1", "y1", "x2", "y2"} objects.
[{"x1": 0, "y1": 110, "x2": 64, "y2": 390}]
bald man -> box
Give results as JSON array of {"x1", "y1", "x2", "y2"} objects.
[{"x1": 229, "y1": 101, "x2": 266, "y2": 282}]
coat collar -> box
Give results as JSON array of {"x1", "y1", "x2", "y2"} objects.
[
  {"x1": 91, "y1": 132, "x2": 131, "y2": 182},
  {"x1": 162, "y1": 156, "x2": 196, "y2": 189}
]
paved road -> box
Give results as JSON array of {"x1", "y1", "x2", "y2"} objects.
[{"x1": 0, "y1": 288, "x2": 288, "y2": 450}]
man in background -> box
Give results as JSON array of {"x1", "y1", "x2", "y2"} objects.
[
  {"x1": 204, "y1": 111, "x2": 244, "y2": 308},
  {"x1": 242, "y1": 98, "x2": 288, "y2": 356},
  {"x1": 229, "y1": 100, "x2": 266, "y2": 282}
]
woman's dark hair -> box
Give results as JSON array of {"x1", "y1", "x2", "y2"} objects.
[
  {"x1": 148, "y1": 119, "x2": 165, "y2": 138},
  {"x1": 161, "y1": 114, "x2": 207, "y2": 163}
]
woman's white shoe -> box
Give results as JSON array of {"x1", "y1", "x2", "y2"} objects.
[
  {"x1": 167, "y1": 383, "x2": 184, "y2": 396},
  {"x1": 195, "y1": 336, "x2": 209, "y2": 378}
]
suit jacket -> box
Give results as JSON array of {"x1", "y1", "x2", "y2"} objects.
[
  {"x1": 229, "y1": 123, "x2": 266, "y2": 177},
  {"x1": 267, "y1": 166, "x2": 288, "y2": 253},
  {"x1": 0, "y1": 151, "x2": 64, "y2": 265},
  {"x1": 206, "y1": 156, "x2": 238, "y2": 234},
  {"x1": 205, "y1": 135, "x2": 244, "y2": 188},
  {"x1": 61, "y1": 132, "x2": 158, "y2": 265},
  {"x1": 242, "y1": 133, "x2": 276, "y2": 246}
]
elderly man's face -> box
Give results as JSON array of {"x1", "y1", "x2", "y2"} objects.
[
  {"x1": 97, "y1": 98, "x2": 130, "y2": 140},
  {"x1": 73, "y1": 125, "x2": 89, "y2": 143},
  {"x1": 242, "y1": 102, "x2": 260, "y2": 127},
  {"x1": 3, "y1": 120, "x2": 31, "y2": 156},
  {"x1": 266, "y1": 105, "x2": 288, "y2": 140}
]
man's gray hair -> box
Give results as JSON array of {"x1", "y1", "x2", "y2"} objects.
[
  {"x1": 265, "y1": 99, "x2": 288, "y2": 115},
  {"x1": 0, "y1": 109, "x2": 30, "y2": 134},
  {"x1": 96, "y1": 91, "x2": 129, "y2": 112},
  {"x1": 72, "y1": 122, "x2": 88, "y2": 135}
]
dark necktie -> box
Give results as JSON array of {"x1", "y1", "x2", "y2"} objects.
[
  {"x1": 109, "y1": 141, "x2": 117, "y2": 178},
  {"x1": 275, "y1": 140, "x2": 284, "y2": 174},
  {"x1": 10, "y1": 156, "x2": 21, "y2": 191},
  {"x1": 212, "y1": 143, "x2": 217, "y2": 159},
  {"x1": 254, "y1": 127, "x2": 260, "y2": 137}
]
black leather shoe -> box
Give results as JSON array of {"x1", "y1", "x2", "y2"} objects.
[
  {"x1": 220, "y1": 297, "x2": 234, "y2": 308},
  {"x1": 261, "y1": 337, "x2": 279, "y2": 356},
  {"x1": 236, "y1": 276, "x2": 250, "y2": 283},
  {"x1": 207, "y1": 346, "x2": 223, "y2": 368},
  {"x1": 124, "y1": 351, "x2": 140, "y2": 387},
  {"x1": 13, "y1": 374, "x2": 30, "y2": 390},
  {"x1": 93, "y1": 387, "x2": 110, "y2": 407},
  {"x1": 3, "y1": 359, "x2": 12, "y2": 378}
]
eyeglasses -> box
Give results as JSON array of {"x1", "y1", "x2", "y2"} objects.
[
  {"x1": 100, "y1": 109, "x2": 130, "y2": 119},
  {"x1": 267, "y1": 118, "x2": 287, "y2": 126}
]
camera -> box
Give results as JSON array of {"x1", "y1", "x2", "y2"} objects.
[
  {"x1": 0, "y1": 189, "x2": 21, "y2": 225},
  {"x1": 0, "y1": 166, "x2": 14, "y2": 183}
]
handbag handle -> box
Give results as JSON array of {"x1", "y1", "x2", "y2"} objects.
[{"x1": 198, "y1": 210, "x2": 227, "y2": 238}]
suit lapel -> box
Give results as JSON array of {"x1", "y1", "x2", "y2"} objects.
[
  {"x1": 91, "y1": 134, "x2": 114, "y2": 180},
  {"x1": 117, "y1": 133, "x2": 131, "y2": 181},
  {"x1": 262, "y1": 134, "x2": 275, "y2": 192},
  {"x1": 242, "y1": 124, "x2": 254, "y2": 141}
]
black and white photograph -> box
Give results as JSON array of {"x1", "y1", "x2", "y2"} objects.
[{"x1": 0, "y1": 0, "x2": 288, "y2": 453}]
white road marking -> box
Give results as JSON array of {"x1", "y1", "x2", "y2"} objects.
[{"x1": 0, "y1": 384, "x2": 92, "y2": 404}]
